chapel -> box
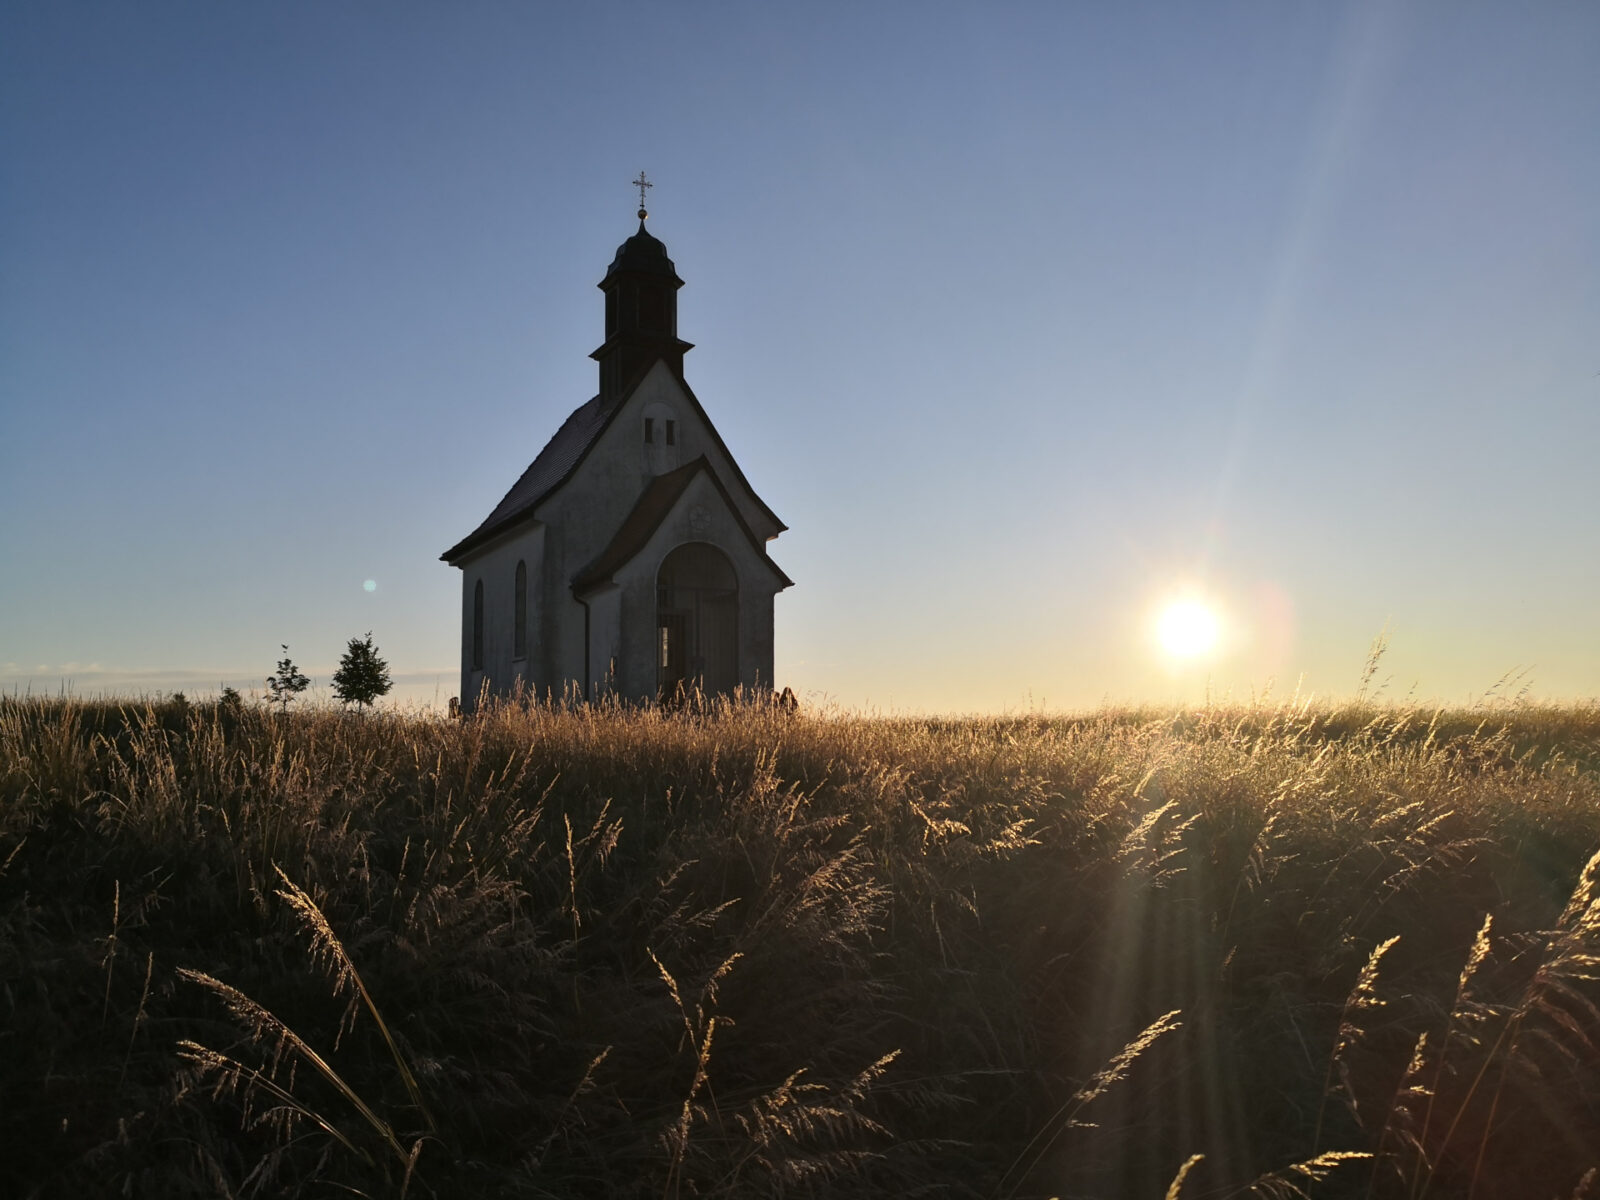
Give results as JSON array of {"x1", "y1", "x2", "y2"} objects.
[{"x1": 441, "y1": 190, "x2": 790, "y2": 710}]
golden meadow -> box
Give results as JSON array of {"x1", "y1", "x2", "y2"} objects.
[{"x1": 3, "y1": 693, "x2": 1598, "y2": 1198}]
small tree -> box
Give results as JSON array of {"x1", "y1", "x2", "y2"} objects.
[
  {"x1": 266, "y1": 645, "x2": 310, "y2": 715},
  {"x1": 331, "y1": 632, "x2": 392, "y2": 710}
]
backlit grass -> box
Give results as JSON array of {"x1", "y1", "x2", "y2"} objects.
[{"x1": 2, "y1": 693, "x2": 1597, "y2": 1197}]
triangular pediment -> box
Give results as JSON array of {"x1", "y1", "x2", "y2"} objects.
[
  {"x1": 441, "y1": 360, "x2": 784, "y2": 565},
  {"x1": 572, "y1": 456, "x2": 792, "y2": 597}
]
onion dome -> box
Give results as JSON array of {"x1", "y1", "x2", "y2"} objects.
[{"x1": 603, "y1": 220, "x2": 684, "y2": 284}]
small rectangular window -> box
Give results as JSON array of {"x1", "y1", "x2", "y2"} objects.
[
  {"x1": 665, "y1": 420, "x2": 676, "y2": 445},
  {"x1": 644, "y1": 418, "x2": 654, "y2": 444},
  {"x1": 659, "y1": 625, "x2": 670, "y2": 670}
]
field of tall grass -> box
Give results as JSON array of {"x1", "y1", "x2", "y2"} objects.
[{"x1": 2, "y1": 692, "x2": 1597, "y2": 1198}]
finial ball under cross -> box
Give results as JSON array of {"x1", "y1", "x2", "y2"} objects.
[{"x1": 633, "y1": 170, "x2": 652, "y2": 220}]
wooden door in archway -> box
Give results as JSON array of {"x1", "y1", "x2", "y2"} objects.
[{"x1": 657, "y1": 543, "x2": 738, "y2": 699}]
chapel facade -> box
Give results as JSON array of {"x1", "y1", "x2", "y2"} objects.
[{"x1": 441, "y1": 205, "x2": 790, "y2": 710}]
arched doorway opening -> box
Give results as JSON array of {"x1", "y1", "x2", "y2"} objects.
[{"x1": 657, "y1": 542, "x2": 738, "y2": 699}]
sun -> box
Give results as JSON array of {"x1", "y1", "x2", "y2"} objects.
[{"x1": 1156, "y1": 597, "x2": 1221, "y2": 660}]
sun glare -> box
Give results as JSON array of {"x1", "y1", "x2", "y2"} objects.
[{"x1": 1156, "y1": 597, "x2": 1220, "y2": 660}]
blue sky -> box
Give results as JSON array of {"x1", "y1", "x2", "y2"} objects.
[{"x1": 3, "y1": 1, "x2": 1596, "y2": 712}]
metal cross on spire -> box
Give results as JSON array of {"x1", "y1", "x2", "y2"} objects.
[{"x1": 632, "y1": 171, "x2": 652, "y2": 220}]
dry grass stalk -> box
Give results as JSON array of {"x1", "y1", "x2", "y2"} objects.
[
  {"x1": 272, "y1": 865, "x2": 435, "y2": 1136},
  {"x1": 1246, "y1": 1150, "x2": 1373, "y2": 1199},
  {"x1": 1165, "y1": 1152, "x2": 1205, "y2": 1198},
  {"x1": 1370, "y1": 1030, "x2": 1433, "y2": 1194},
  {"x1": 993, "y1": 1009, "x2": 1183, "y2": 1198},
  {"x1": 1321, "y1": 934, "x2": 1401, "y2": 1145},
  {"x1": 176, "y1": 969, "x2": 403, "y2": 1167}
]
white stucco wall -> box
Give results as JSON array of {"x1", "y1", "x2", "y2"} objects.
[
  {"x1": 458, "y1": 523, "x2": 544, "y2": 708},
  {"x1": 582, "y1": 585, "x2": 623, "y2": 697}
]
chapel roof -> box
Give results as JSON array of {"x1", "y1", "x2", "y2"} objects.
[
  {"x1": 439, "y1": 393, "x2": 609, "y2": 563},
  {"x1": 439, "y1": 366, "x2": 786, "y2": 565},
  {"x1": 571, "y1": 456, "x2": 794, "y2": 597}
]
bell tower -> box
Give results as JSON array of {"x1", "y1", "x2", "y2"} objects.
[{"x1": 591, "y1": 173, "x2": 694, "y2": 402}]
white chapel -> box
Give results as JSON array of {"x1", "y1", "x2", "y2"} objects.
[{"x1": 441, "y1": 190, "x2": 791, "y2": 709}]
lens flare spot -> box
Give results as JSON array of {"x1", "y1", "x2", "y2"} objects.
[
  {"x1": 363, "y1": 579, "x2": 377, "y2": 593},
  {"x1": 1156, "y1": 598, "x2": 1220, "y2": 660}
]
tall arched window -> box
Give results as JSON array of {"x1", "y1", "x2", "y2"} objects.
[
  {"x1": 472, "y1": 579, "x2": 485, "y2": 671},
  {"x1": 513, "y1": 561, "x2": 527, "y2": 659}
]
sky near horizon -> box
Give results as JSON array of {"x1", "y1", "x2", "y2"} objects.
[{"x1": 2, "y1": 1, "x2": 1597, "y2": 713}]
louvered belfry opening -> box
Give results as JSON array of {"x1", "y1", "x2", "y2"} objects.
[{"x1": 656, "y1": 542, "x2": 738, "y2": 700}]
